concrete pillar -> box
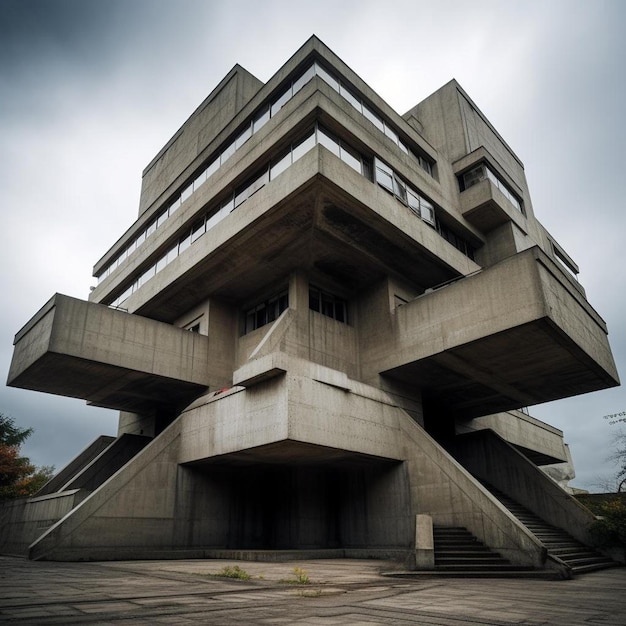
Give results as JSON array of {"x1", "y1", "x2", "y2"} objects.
[{"x1": 414, "y1": 514, "x2": 435, "y2": 569}]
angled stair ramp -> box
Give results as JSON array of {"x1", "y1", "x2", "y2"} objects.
[
  {"x1": 483, "y1": 483, "x2": 618, "y2": 575},
  {"x1": 433, "y1": 526, "x2": 555, "y2": 578}
]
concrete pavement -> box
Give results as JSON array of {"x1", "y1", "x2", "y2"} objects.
[{"x1": 1, "y1": 556, "x2": 625, "y2": 624}]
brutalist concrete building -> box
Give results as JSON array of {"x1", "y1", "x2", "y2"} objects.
[{"x1": 2, "y1": 37, "x2": 620, "y2": 574}]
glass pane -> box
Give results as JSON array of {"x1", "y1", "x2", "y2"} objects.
[
  {"x1": 169, "y1": 196, "x2": 181, "y2": 215},
  {"x1": 407, "y1": 190, "x2": 420, "y2": 215},
  {"x1": 245, "y1": 311, "x2": 255, "y2": 334},
  {"x1": 270, "y1": 152, "x2": 291, "y2": 179},
  {"x1": 314, "y1": 63, "x2": 339, "y2": 92},
  {"x1": 270, "y1": 87, "x2": 292, "y2": 117},
  {"x1": 255, "y1": 306, "x2": 266, "y2": 328},
  {"x1": 335, "y1": 302, "x2": 346, "y2": 323},
  {"x1": 234, "y1": 186, "x2": 248, "y2": 208},
  {"x1": 222, "y1": 196, "x2": 234, "y2": 213},
  {"x1": 375, "y1": 166, "x2": 394, "y2": 191},
  {"x1": 136, "y1": 229, "x2": 146, "y2": 245},
  {"x1": 253, "y1": 107, "x2": 270, "y2": 132},
  {"x1": 322, "y1": 293, "x2": 334, "y2": 318},
  {"x1": 248, "y1": 170, "x2": 269, "y2": 197},
  {"x1": 292, "y1": 64, "x2": 315, "y2": 94},
  {"x1": 191, "y1": 218, "x2": 205, "y2": 242},
  {"x1": 166, "y1": 244, "x2": 178, "y2": 264},
  {"x1": 146, "y1": 220, "x2": 157, "y2": 236},
  {"x1": 393, "y1": 176, "x2": 407, "y2": 202},
  {"x1": 384, "y1": 123, "x2": 399, "y2": 144},
  {"x1": 292, "y1": 131, "x2": 316, "y2": 162},
  {"x1": 279, "y1": 293, "x2": 288, "y2": 313},
  {"x1": 420, "y1": 199, "x2": 435, "y2": 224},
  {"x1": 220, "y1": 141, "x2": 236, "y2": 165},
  {"x1": 339, "y1": 84, "x2": 362, "y2": 113},
  {"x1": 317, "y1": 128, "x2": 340, "y2": 156},
  {"x1": 181, "y1": 183, "x2": 193, "y2": 203},
  {"x1": 398, "y1": 140, "x2": 409, "y2": 155},
  {"x1": 309, "y1": 288, "x2": 320, "y2": 312},
  {"x1": 419, "y1": 156, "x2": 432, "y2": 176},
  {"x1": 267, "y1": 297, "x2": 278, "y2": 323},
  {"x1": 340, "y1": 145, "x2": 362, "y2": 173},
  {"x1": 235, "y1": 123, "x2": 252, "y2": 149},
  {"x1": 156, "y1": 210, "x2": 168, "y2": 228},
  {"x1": 179, "y1": 232, "x2": 191, "y2": 253},
  {"x1": 463, "y1": 166, "x2": 483, "y2": 189},
  {"x1": 193, "y1": 170, "x2": 207, "y2": 191},
  {"x1": 139, "y1": 265, "x2": 155, "y2": 286},
  {"x1": 206, "y1": 158, "x2": 219, "y2": 178},
  {"x1": 156, "y1": 254, "x2": 167, "y2": 273},
  {"x1": 363, "y1": 105, "x2": 384, "y2": 131}
]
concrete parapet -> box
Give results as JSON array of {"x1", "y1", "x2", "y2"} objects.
[
  {"x1": 457, "y1": 410, "x2": 568, "y2": 465},
  {"x1": 7, "y1": 294, "x2": 210, "y2": 414},
  {"x1": 453, "y1": 430, "x2": 598, "y2": 546}
]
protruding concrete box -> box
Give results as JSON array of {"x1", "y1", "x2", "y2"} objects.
[
  {"x1": 459, "y1": 178, "x2": 523, "y2": 232},
  {"x1": 377, "y1": 247, "x2": 619, "y2": 417},
  {"x1": 7, "y1": 294, "x2": 209, "y2": 414}
]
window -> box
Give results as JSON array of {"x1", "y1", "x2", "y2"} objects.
[
  {"x1": 461, "y1": 163, "x2": 523, "y2": 214},
  {"x1": 244, "y1": 291, "x2": 289, "y2": 333},
  {"x1": 309, "y1": 287, "x2": 347, "y2": 323},
  {"x1": 98, "y1": 61, "x2": 438, "y2": 284}
]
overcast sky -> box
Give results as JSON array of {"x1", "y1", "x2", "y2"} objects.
[{"x1": 1, "y1": 0, "x2": 624, "y2": 492}]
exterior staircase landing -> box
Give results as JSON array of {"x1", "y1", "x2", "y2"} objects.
[{"x1": 483, "y1": 484, "x2": 618, "y2": 575}]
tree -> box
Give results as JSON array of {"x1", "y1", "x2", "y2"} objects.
[
  {"x1": 0, "y1": 414, "x2": 54, "y2": 500},
  {"x1": 603, "y1": 411, "x2": 626, "y2": 492}
]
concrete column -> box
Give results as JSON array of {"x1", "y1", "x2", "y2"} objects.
[{"x1": 414, "y1": 514, "x2": 435, "y2": 569}]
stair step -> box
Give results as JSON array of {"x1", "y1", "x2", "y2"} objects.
[
  {"x1": 571, "y1": 562, "x2": 620, "y2": 574},
  {"x1": 436, "y1": 556, "x2": 509, "y2": 564},
  {"x1": 477, "y1": 481, "x2": 618, "y2": 576},
  {"x1": 436, "y1": 564, "x2": 534, "y2": 572}
]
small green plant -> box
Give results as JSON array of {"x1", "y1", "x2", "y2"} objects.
[
  {"x1": 212, "y1": 565, "x2": 252, "y2": 580},
  {"x1": 280, "y1": 567, "x2": 310, "y2": 584}
]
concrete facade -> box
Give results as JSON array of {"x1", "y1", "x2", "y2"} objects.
[{"x1": 2, "y1": 37, "x2": 620, "y2": 571}]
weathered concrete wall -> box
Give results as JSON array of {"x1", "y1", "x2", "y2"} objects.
[
  {"x1": 59, "y1": 435, "x2": 151, "y2": 492},
  {"x1": 0, "y1": 490, "x2": 89, "y2": 556},
  {"x1": 139, "y1": 66, "x2": 263, "y2": 216},
  {"x1": 23, "y1": 360, "x2": 543, "y2": 566},
  {"x1": 7, "y1": 294, "x2": 210, "y2": 414},
  {"x1": 453, "y1": 430, "x2": 598, "y2": 545},
  {"x1": 37, "y1": 436, "x2": 115, "y2": 496},
  {"x1": 29, "y1": 418, "x2": 186, "y2": 561},
  {"x1": 457, "y1": 410, "x2": 568, "y2": 464}
]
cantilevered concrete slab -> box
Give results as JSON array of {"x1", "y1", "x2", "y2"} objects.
[
  {"x1": 374, "y1": 247, "x2": 619, "y2": 418},
  {"x1": 7, "y1": 294, "x2": 209, "y2": 414}
]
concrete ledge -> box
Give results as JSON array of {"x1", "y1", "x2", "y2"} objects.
[{"x1": 7, "y1": 294, "x2": 209, "y2": 413}]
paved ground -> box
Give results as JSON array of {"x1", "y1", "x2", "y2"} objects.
[{"x1": 1, "y1": 556, "x2": 625, "y2": 625}]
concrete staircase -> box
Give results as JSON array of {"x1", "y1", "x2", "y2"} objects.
[
  {"x1": 484, "y1": 484, "x2": 617, "y2": 575},
  {"x1": 432, "y1": 526, "x2": 549, "y2": 578}
]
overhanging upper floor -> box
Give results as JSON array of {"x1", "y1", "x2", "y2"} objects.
[
  {"x1": 7, "y1": 294, "x2": 210, "y2": 414},
  {"x1": 372, "y1": 247, "x2": 619, "y2": 417}
]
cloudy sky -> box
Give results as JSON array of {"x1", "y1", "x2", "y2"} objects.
[{"x1": 0, "y1": 0, "x2": 624, "y2": 491}]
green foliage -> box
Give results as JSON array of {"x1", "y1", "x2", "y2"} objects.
[
  {"x1": 589, "y1": 499, "x2": 626, "y2": 549},
  {"x1": 280, "y1": 567, "x2": 310, "y2": 585},
  {"x1": 213, "y1": 565, "x2": 252, "y2": 580},
  {"x1": 0, "y1": 414, "x2": 32, "y2": 447},
  {"x1": 0, "y1": 413, "x2": 54, "y2": 500}
]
